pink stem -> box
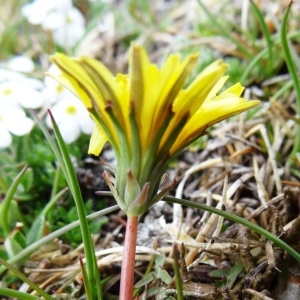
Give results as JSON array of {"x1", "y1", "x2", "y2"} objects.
[{"x1": 119, "y1": 215, "x2": 139, "y2": 300}]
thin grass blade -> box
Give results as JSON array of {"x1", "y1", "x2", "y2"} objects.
[
  {"x1": 163, "y1": 196, "x2": 300, "y2": 263},
  {"x1": 0, "y1": 258, "x2": 53, "y2": 300},
  {"x1": 280, "y1": 2, "x2": 300, "y2": 157},
  {"x1": 47, "y1": 110, "x2": 102, "y2": 300},
  {"x1": 0, "y1": 165, "x2": 28, "y2": 236}
]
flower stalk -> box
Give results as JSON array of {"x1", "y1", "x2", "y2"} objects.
[{"x1": 120, "y1": 216, "x2": 138, "y2": 300}]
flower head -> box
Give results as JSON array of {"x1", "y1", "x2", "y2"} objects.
[
  {"x1": 48, "y1": 45, "x2": 259, "y2": 216},
  {"x1": 45, "y1": 97, "x2": 94, "y2": 144},
  {"x1": 2, "y1": 55, "x2": 35, "y2": 74},
  {"x1": 22, "y1": 0, "x2": 70, "y2": 29},
  {"x1": 0, "y1": 79, "x2": 44, "y2": 109}
]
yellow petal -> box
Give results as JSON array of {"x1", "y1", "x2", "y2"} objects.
[
  {"x1": 170, "y1": 97, "x2": 260, "y2": 154},
  {"x1": 88, "y1": 125, "x2": 108, "y2": 155},
  {"x1": 79, "y1": 57, "x2": 130, "y2": 137},
  {"x1": 149, "y1": 53, "x2": 199, "y2": 140},
  {"x1": 50, "y1": 53, "x2": 120, "y2": 151},
  {"x1": 51, "y1": 54, "x2": 100, "y2": 107},
  {"x1": 173, "y1": 60, "x2": 228, "y2": 115},
  {"x1": 159, "y1": 61, "x2": 228, "y2": 152},
  {"x1": 129, "y1": 45, "x2": 160, "y2": 153},
  {"x1": 46, "y1": 72, "x2": 92, "y2": 107},
  {"x1": 216, "y1": 82, "x2": 244, "y2": 98}
]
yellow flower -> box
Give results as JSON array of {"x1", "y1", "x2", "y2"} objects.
[{"x1": 48, "y1": 44, "x2": 259, "y2": 216}]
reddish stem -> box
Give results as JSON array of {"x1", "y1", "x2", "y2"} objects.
[{"x1": 119, "y1": 215, "x2": 139, "y2": 300}]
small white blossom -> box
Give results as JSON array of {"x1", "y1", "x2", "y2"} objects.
[
  {"x1": 0, "y1": 79, "x2": 44, "y2": 109},
  {"x1": 0, "y1": 106, "x2": 34, "y2": 148},
  {"x1": 0, "y1": 69, "x2": 24, "y2": 84},
  {"x1": 22, "y1": 0, "x2": 85, "y2": 48},
  {"x1": 4, "y1": 56, "x2": 35, "y2": 73},
  {"x1": 46, "y1": 97, "x2": 94, "y2": 144},
  {"x1": 51, "y1": 7, "x2": 85, "y2": 48},
  {"x1": 21, "y1": 0, "x2": 70, "y2": 29},
  {"x1": 0, "y1": 55, "x2": 35, "y2": 84}
]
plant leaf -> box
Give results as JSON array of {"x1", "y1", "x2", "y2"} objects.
[{"x1": 209, "y1": 264, "x2": 244, "y2": 288}]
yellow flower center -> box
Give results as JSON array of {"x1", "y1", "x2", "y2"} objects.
[
  {"x1": 56, "y1": 84, "x2": 64, "y2": 94},
  {"x1": 66, "y1": 105, "x2": 77, "y2": 115},
  {"x1": 2, "y1": 88, "x2": 12, "y2": 96},
  {"x1": 66, "y1": 16, "x2": 72, "y2": 24}
]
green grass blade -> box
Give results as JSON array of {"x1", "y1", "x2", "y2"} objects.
[
  {"x1": 47, "y1": 110, "x2": 103, "y2": 300},
  {"x1": 26, "y1": 188, "x2": 69, "y2": 245},
  {"x1": 0, "y1": 258, "x2": 53, "y2": 300},
  {"x1": 0, "y1": 165, "x2": 28, "y2": 236},
  {"x1": 280, "y1": 2, "x2": 300, "y2": 157},
  {"x1": 250, "y1": 0, "x2": 274, "y2": 76},
  {"x1": 49, "y1": 165, "x2": 62, "y2": 201},
  {"x1": 163, "y1": 196, "x2": 300, "y2": 263},
  {"x1": 240, "y1": 30, "x2": 300, "y2": 85},
  {"x1": 0, "y1": 287, "x2": 40, "y2": 300},
  {"x1": 29, "y1": 109, "x2": 70, "y2": 188},
  {"x1": 196, "y1": 0, "x2": 254, "y2": 59},
  {"x1": 42, "y1": 187, "x2": 69, "y2": 217},
  {"x1": 270, "y1": 79, "x2": 295, "y2": 102},
  {"x1": 240, "y1": 47, "x2": 269, "y2": 84},
  {"x1": 80, "y1": 257, "x2": 93, "y2": 300}
]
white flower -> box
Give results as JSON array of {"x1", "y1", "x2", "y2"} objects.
[
  {"x1": 0, "y1": 55, "x2": 35, "y2": 83},
  {"x1": 51, "y1": 7, "x2": 85, "y2": 48},
  {"x1": 4, "y1": 56, "x2": 35, "y2": 73},
  {"x1": 21, "y1": 0, "x2": 71, "y2": 29},
  {"x1": 0, "y1": 78, "x2": 44, "y2": 109},
  {"x1": 22, "y1": 0, "x2": 85, "y2": 48},
  {"x1": 0, "y1": 69, "x2": 24, "y2": 84},
  {"x1": 0, "y1": 106, "x2": 34, "y2": 148},
  {"x1": 46, "y1": 97, "x2": 94, "y2": 144}
]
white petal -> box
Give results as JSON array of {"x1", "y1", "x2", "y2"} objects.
[
  {"x1": 55, "y1": 0, "x2": 73, "y2": 12},
  {"x1": 42, "y1": 12, "x2": 64, "y2": 30},
  {"x1": 21, "y1": 78, "x2": 44, "y2": 90},
  {"x1": 53, "y1": 25, "x2": 84, "y2": 47},
  {"x1": 52, "y1": 7, "x2": 85, "y2": 47},
  {"x1": 17, "y1": 89, "x2": 44, "y2": 108},
  {"x1": 0, "y1": 106, "x2": 33, "y2": 136},
  {"x1": 58, "y1": 117, "x2": 81, "y2": 144},
  {"x1": 6, "y1": 56, "x2": 35, "y2": 73},
  {"x1": 0, "y1": 79, "x2": 44, "y2": 108},
  {"x1": 22, "y1": 3, "x2": 47, "y2": 25},
  {"x1": 49, "y1": 100, "x2": 70, "y2": 122},
  {"x1": 0, "y1": 105, "x2": 25, "y2": 121},
  {"x1": 44, "y1": 65, "x2": 62, "y2": 85},
  {"x1": 78, "y1": 110, "x2": 94, "y2": 134},
  {"x1": 67, "y1": 8, "x2": 85, "y2": 27},
  {"x1": 45, "y1": 97, "x2": 90, "y2": 142},
  {"x1": 0, "y1": 127, "x2": 12, "y2": 148},
  {"x1": 45, "y1": 113, "x2": 53, "y2": 128},
  {"x1": 7, "y1": 117, "x2": 33, "y2": 136},
  {"x1": 0, "y1": 69, "x2": 25, "y2": 83}
]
